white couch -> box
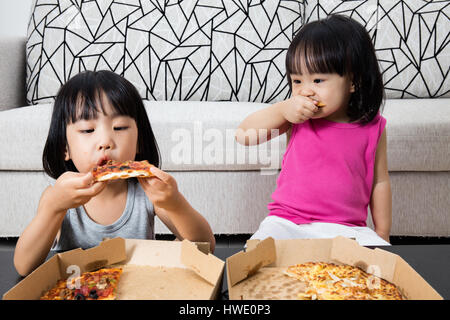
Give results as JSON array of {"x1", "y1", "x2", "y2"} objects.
[{"x1": 1, "y1": 1, "x2": 449, "y2": 238}]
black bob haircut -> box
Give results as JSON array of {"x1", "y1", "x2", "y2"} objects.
[
  {"x1": 43, "y1": 70, "x2": 160, "y2": 179},
  {"x1": 286, "y1": 14, "x2": 384, "y2": 123}
]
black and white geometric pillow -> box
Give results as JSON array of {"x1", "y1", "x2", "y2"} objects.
[
  {"x1": 304, "y1": 0, "x2": 449, "y2": 98},
  {"x1": 26, "y1": 0, "x2": 304, "y2": 105}
]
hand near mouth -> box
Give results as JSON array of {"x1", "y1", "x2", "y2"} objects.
[{"x1": 281, "y1": 95, "x2": 321, "y2": 124}]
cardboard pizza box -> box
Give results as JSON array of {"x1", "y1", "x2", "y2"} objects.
[
  {"x1": 3, "y1": 237, "x2": 224, "y2": 300},
  {"x1": 226, "y1": 236, "x2": 443, "y2": 300}
]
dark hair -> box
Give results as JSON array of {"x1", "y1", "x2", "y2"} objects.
[
  {"x1": 43, "y1": 70, "x2": 160, "y2": 179},
  {"x1": 286, "y1": 14, "x2": 384, "y2": 123}
]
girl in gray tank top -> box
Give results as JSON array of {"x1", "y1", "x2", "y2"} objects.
[{"x1": 14, "y1": 71, "x2": 215, "y2": 276}]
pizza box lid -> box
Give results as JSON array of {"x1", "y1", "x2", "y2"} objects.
[
  {"x1": 226, "y1": 236, "x2": 443, "y2": 300},
  {"x1": 3, "y1": 237, "x2": 224, "y2": 300}
]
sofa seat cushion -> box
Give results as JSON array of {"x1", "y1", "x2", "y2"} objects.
[{"x1": 0, "y1": 99, "x2": 449, "y2": 172}]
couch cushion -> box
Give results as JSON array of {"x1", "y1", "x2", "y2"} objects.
[
  {"x1": 0, "y1": 99, "x2": 449, "y2": 172},
  {"x1": 304, "y1": 0, "x2": 450, "y2": 98},
  {"x1": 26, "y1": 0, "x2": 303, "y2": 105}
]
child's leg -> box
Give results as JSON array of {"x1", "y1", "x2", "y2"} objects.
[
  {"x1": 251, "y1": 218, "x2": 390, "y2": 246},
  {"x1": 250, "y1": 215, "x2": 302, "y2": 240},
  {"x1": 301, "y1": 223, "x2": 390, "y2": 246},
  {"x1": 350, "y1": 226, "x2": 391, "y2": 246}
]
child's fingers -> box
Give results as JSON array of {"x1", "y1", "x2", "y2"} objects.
[
  {"x1": 304, "y1": 100, "x2": 319, "y2": 112},
  {"x1": 138, "y1": 176, "x2": 165, "y2": 193},
  {"x1": 75, "y1": 172, "x2": 95, "y2": 188},
  {"x1": 83, "y1": 180, "x2": 107, "y2": 197},
  {"x1": 138, "y1": 178, "x2": 164, "y2": 203},
  {"x1": 294, "y1": 107, "x2": 313, "y2": 120},
  {"x1": 92, "y1": 180, "x2": 107, "y2": 193},
  {"x1": 149, "y1": 166, "x2": 172, "y2": 184},
  {"x1": 138, "y1": 177, "x2": 154, "y2": 192},
  {"x1": 58, "y1": 171, "x2": 94, "y2": 189}
]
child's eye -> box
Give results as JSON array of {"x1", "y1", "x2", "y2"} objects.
[
  {"x1": 314, "y1": 79, "x2": 324, "y2": 83},
  {"x1": 80, "y1": 129, "x2": 94, "y2": 134},
  {"x1": 114, "y1": 126, "x2": 129, "y2": 131},
  {"x1": 292, "y1": 79, "x2": 301, "y2": 84}
]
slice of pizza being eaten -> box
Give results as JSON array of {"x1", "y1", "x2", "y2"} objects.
[{"x1": 92, "y1": 160, "x2": 155, "y2": 182}]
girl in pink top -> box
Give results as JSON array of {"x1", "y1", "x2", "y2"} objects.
[{"x1": 236, "y1": 15, "x2": 391, "y2": 246}]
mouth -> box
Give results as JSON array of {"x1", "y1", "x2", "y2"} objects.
[{"x1": 97, "y1": 156, "x2": 110, "y2": 167}]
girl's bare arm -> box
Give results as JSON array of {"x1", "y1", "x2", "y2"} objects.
[
  {"x1": 14, "y1": 173, "x2": 106, "y2": 276},
  {"x1": 370, "y1": 129, "x2": 392, "y2": 243},
  {"x1": 14, "y1": 186, "x2": 66, "y2": 276},
  {"x1": 138, "y1": 168, "x2": 216, "y2": 252},
  {"x1": 235, "y1": 96, "x2": 318, "y2": 146}
]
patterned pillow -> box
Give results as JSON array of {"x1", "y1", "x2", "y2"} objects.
[
  {"x1": 304, "y1": 0, "x2": 449, "y2": 98},
  {"x1": 26, "y1": 0, "x2": 304, "y2": 104}
]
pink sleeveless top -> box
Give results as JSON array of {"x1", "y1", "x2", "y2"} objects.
[{"x1": 268, "y1": 114, "x2": 386, "y2": 227}]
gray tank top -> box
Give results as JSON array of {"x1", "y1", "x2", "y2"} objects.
[{"x1": 53, "y1": 179, "x2": 155, "y2": 251}]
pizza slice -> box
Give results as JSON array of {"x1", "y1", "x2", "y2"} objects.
[
  {"x1": 40, "y1": 268, "x2": 123, "y2": 300},
  {"x1": 92, "y1": 160, "x2": 155, "y2": 182}
]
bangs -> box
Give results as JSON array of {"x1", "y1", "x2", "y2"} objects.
[
  {"x1": 69, "y1": 89, "x2": 104, "y2": 123},
  {"x1": 60, "y1": 71, "x2": 138, "y2": 124},
  {"x1": 286, "y1": 21, "x2": 349, "y2": 76}
]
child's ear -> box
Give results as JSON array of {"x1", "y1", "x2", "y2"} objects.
[
  {"x1": 64, "y1": 146, "x2": 70, "y2": 161},
  {"x1": 348, "y1": 74, "x2": 356, "y2": 93}
]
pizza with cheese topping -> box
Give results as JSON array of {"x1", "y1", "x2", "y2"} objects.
[
  {"x1": 40, "y1": 268, "x2": 123, "y2": 300},
  {"x1": 284, "y1": 262, "x2": 403, "y2": 300}
]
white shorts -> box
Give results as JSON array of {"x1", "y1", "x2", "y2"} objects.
[{"x1": 250, "y1": 215, "x2": 390, "y2": 246}]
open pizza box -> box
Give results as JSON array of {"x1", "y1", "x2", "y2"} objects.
[
  {"x1": 226, "y1": 236, "x2": 443, "y2": 300},
  {"x1": 3, "y1": 237, "x2": 225, "y2": 300}
]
